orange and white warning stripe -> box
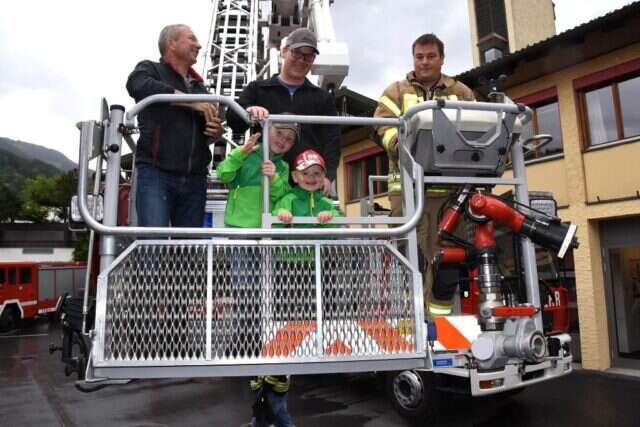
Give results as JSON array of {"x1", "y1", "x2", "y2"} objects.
[
  {"x1": 431, "y1": 315, "x2": 481, "y2": 351},
  {"x1": 260, "y1": 319, "x2": 416, "y2": 358}
]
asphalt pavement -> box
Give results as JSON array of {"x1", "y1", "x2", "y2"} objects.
[{"x1": 1, "y1": 318, "x2": 638, "y2": 427}]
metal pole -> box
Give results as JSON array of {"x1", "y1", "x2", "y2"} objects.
[
  {"x1": 206, "y1": 244, "x2": 213, "y2": 360},
  {"x1": 262, "y1": 119, "x2": 271, "y2": 227},
  {"x1": 511, "y1": 139, "x2": 543, "y2": 331},
  {"x1": 99, "y1": 106, "x2": 124, "y2": 272},
  {"x1": 82, "y1": 153, "x2": 103, "y2": 334},
  {"x1": 398, "y1": 128, "x2": 424, "y2": 331},
  {"x1": 315, "y1": 243, "x2": 324, "y2": 357}
]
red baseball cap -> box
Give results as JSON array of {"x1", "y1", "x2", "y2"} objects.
[{"x1": 294, "y1": 149, "x2": 326, "y2": 171}]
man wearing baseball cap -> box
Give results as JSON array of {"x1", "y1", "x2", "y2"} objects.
[
  {"x1": 227, "y1": 28, "x2": 340, "y2": 196},
  {"x1": 273, "y1": 149, "x2": 340, "y2": 227}
]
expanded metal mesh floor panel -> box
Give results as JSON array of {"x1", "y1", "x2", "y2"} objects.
[{"x1": 94, "y1": 240, "x2": 424, "y2": 375}]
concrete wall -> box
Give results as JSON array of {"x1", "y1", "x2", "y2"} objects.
[
  {"x1": 496, "y1": 157, "x2": 569, "y2": 207},
  {"x1": 0, "y1": 248, "x2": 74, "y2": 262}
]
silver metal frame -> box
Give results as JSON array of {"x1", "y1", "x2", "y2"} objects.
[
  {"x1": 399, "y1": 100, "x2": 541, "y2": 329},
  {"x1": 76, "y1": 94, "x2": 548, "y2": 380},
  {"x1": 91, "y1": 239, "x2": 425, "y2": 378},
  {"x1": 81, "y1": 95, "x2": 424, "y2": 238}
]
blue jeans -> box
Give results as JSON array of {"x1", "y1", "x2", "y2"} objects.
[
  {"x1": 136, "y1": 164, "x2": 207, "y2": 227},
  {"x1": 252, "y1": 391, "x2": 293, "y2": 427}
]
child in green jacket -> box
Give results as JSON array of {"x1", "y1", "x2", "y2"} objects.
[
  {"x1": 274, "y1": 149, "x2": 340, "y2": 227},
  {"x1": 218, "y1": 123, "x2": 298, "y2": 427},
  {"x1": 216, "y1": 123, "x2": 298, "y2": 227}
]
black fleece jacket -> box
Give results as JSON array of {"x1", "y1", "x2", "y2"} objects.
[{"x1": 126, "y1": 60, "x2": 211, "y2": 175}]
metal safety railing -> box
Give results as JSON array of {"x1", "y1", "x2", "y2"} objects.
[
  {"x1": 91, "y1": 239, "x2": 423, "y2": 378},
  {"x1": 78, "y1": 95, "x2": 424, "y2": 238},
  {"x1": 76, "y1": 94, "x2": 541, "y2": 381}
]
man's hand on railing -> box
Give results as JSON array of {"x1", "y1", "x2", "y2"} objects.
[
  {"x1": 247, "y1": 106, "x2": 269, "y2": 120},
  {"x1": 188, "y1": 102, "x2": 218, "y2": 123},
  {"x1": 171, "y1": 90, "x2": 223, "y2": 139},
  {"x1": 184, "y1": 103, "x2": 221, "y2": 139},
  {"x1": 204, "y1": 116, "x2": 223, "y2": 139}
]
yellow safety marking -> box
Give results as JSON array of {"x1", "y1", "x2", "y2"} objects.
[
  {"x1": 379, "y1": 96, "x2": 401, "y2": 116},
  {"x1": 382, "y1": 128, "x2": 398, "y2": 151},
  {"x1": 402, "y1": 94, "x2": 424, "y2": 112}
]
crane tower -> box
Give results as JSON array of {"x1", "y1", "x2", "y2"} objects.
[{"x1": 204, "y1": 0, "x2": 349, "y2": 101}]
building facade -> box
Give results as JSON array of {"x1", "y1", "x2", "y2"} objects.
[{"x1": 0, "y1": 223, "x2": 80, "y2": 262}]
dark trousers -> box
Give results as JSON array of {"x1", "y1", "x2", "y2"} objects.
[{"x1": 136, "y1": 164, "x2": 207, "y2": 227}]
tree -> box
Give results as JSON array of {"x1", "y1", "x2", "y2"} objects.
[
  {"x1": 17, "y1": 171, "x2": 78, "y2": 222},
  {"x1": 18, "y1": 176, "x2": 57, "y2": 222},
  {"x1": 0, "y1": 180, "x2": 21, "y2": 223},
  {"x1": 51, "y1": 170, "x2": 77, "y2": 222},
  {"x1": 73, "y1": 231, "x2": 90, "y2": 261}
]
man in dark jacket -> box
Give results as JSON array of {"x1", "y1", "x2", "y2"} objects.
[
  {"x1": 126, "y1": 24, "x2": 222, "y2": 227},
  {"x1": 226, "y1": 28, "x2": 339, "y2": 195}
]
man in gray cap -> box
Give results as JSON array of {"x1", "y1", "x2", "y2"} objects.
[{"x1": 227, "y1": 28, "x2": 340, "y2": 195}]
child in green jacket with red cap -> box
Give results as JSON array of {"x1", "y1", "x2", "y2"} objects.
[{"x1": 273, "y1": 149, "x2": 340, "y2": 227}]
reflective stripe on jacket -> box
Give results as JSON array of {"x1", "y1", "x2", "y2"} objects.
[
  {"x1": 373, "y1": 72, "x2": 475, "y2": 194},
  {"x1": 250, "y1": 375, "x2": 291, "y2": 394}
]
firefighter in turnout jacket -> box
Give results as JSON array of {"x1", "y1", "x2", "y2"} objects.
[{"x1": 373, "y1": 33, "x2": 475, "y2": 317}]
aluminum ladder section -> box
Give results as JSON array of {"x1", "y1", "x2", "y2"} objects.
[
  {"x1": 205, "y1": 0, "x2": 260, "y2": 99},
  {"x1": 78, "y1": 95, "x2": 428, "y2": 380}
]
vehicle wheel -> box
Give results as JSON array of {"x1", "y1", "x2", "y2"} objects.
[
  {"x1": 0, "y1": 306, "x2": 20, "y2": 332},
  {"x1": 386, "y1": 370, "x2": 439, "y2": 421},
  {"x1": 71, "y1": 331, "x2": 90, "y2": 380}
]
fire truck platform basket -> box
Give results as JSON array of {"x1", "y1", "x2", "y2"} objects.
[{"x1": 90, "y1": 239, "x2": 426, "y2": 379}]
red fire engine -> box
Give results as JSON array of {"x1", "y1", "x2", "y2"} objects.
[{"x1": 0, "y1": 261, "x2": 87, "y2": 331}]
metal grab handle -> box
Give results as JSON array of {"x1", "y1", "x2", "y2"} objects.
[
  {"x1": 402, "y1": 99, "x2": 531, "y2": 152},
  {"x1": 124, "y1": 94, "x2": 251, "y2": 126},
  {"x1": 403, "y1": 99, "x2": 532, "y2": 125}
]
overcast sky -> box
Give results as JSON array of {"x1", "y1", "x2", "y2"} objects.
[{"x1": 0, "y1": 0, "x2": 635, "y2": 163}]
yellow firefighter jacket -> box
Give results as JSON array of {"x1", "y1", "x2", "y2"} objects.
[{"x1": 373, "y1": 72, "x2": 475, "y2": 194}]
